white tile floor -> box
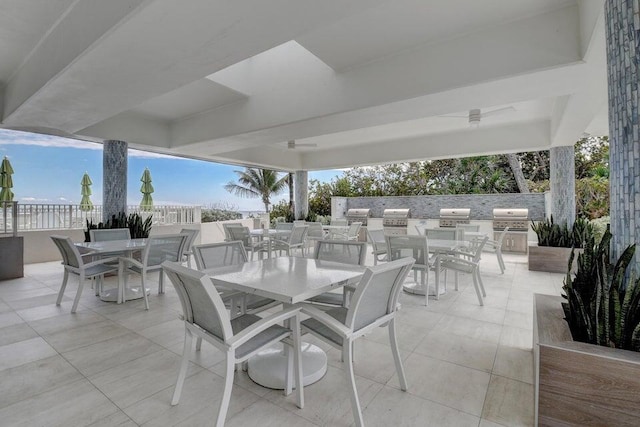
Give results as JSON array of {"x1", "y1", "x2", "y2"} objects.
[{"x1": 0, "y1": 250, "x2": 565, "y2": 426}]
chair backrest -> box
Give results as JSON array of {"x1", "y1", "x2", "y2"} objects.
[
  {"x1": 331, "y1": 218, "x2": 348, "y2": 226},
  {"x1": 307, "y1": 222, "x2": 324, "y2": 238},
  {"x1": 367, "y1": 228, "x2": 386, "y2": 251},
  {"x1": 346, "y1": 258, "x2": 415, "y2": 332},
  {"x1": 90, "y1": 228, "x2": 131, "y2": 242},
  {"x1": 414, "y1": 220, "x2": 428, "y2": 236},
  {"x1": 179, "y1": 228, "x2": 200, "y2": 252},
  {"x1": 289, "y1": 225, "x2": 308, "y2": 245},
  {"x1": 425, "y1": 228, "x2": 457, "y2": 241},
  {"x1": 50, "y1": 235, "x2": 83, "y2": 269},
  {"x1": 495, "y1": 226, "x2": 510, "y2": 246},
  {"x1": 192, "y1": 241, "x2": 248, "y2": 270},
  {"x1": 456, "y1": 224, "x2": 480, "y2": 233},
  {"x1": 468, "y1": 236, "x2": 489, "y2": 263},
  {"x1": 227, "y1": 226, "x2": 251, "y2": 247},
  {"x1": 314, "y1": 241, "x2": 367, "y2": 265},
  {"x1": 293, "y1": 220, "x2": 306, "y2": 224},
  {"x1": 275, "y1": 222, "x2": 294, "y2": 231},
  {"x1": 348, "y1": 222, "x2": 362, "y2": 238},
  {"x1": 386, "y1": 235, "x2": 429, "y2": 267},
  {"x1": 222, "y1": 223, "x2": 243, "y2": 241},
  {"x1": 162, "y1": 262, "x2": 232, "y2": 342},
  {"x1": 142, "y1": 234, "x2": 189, "y2": 267}
]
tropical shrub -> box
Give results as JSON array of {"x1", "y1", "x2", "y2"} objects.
[
  {"x1": 590, "y1": 216, "x2": 610, "y2": 243},
  {"x1": 563, "y1": 229, "x2": 640, "y2": 351},
  {"x1": 531, "y1": 216, "x2": 592, "y2": 248}
]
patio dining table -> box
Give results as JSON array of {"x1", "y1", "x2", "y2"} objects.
[
  {"x1": 75, "y1": 238, "x2": 148, "y2": 303},
  {"x1": 249, "y1": 228, "x2": 291, "y2": 258},
  {"x1": 205, "y1": 256, "x2": 365, "y2": 389}
]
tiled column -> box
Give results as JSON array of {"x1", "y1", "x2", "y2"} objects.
[
  {"x1": 103, "y1": 140, "x2": 128, "y2": 223},
  {"x1": 549, "y1": 146, "x2": 576, "y2": 228},
  {"x1": 606, "y1": 0, "x2": 640, "y2": 262},
  {"x1": 294, "y1": 170, "x2": 308, "y2": 220}
]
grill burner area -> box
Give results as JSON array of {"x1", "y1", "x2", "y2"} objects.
[
  {"x1": 346, "y1": 209, "x2": 370, "y2": 226},
  {"x1": 383, "y1": 209, "x2": 410, "y2": 236},
  {"x1": 439, "y1": 208, "x2": 471, "y2": 227},
  {"x1": 492, "y1": 208, "x2": 529, "y2": 231}
]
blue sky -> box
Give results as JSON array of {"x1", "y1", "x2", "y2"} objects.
[{"x1": 0, "y1": 129, "x2": 342, "y2": 212}]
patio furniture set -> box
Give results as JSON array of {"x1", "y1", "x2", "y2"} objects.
[{"x1": 48, "y1": 221, "x2": 505, "y2": 426}]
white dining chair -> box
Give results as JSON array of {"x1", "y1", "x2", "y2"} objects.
[
  {"x1": 120, "y1": 233, "x2": 188, "y2": 309},
  {"x1": 227, "y1": 226, "x2": 266, "y2": 260},
  {"x1": 386, "y1": 235, "x2": 439, "y2": 306},
  {"x1": 162, "y1": 262, "x2": 304, "y2": 426},
  {"x1": 50, "y1": 235, "x2": 119, "y2": 313},
  {"x1": 179, "y1": 228, "x2": 199, "y2": 267},
  {"x1": 435, "y1": 236, "x2": 489, "y2": 305},
  {"x1": 192, "y1": 241, "x2": 278, "y2": 317},
  {"x1": 222, "y1": 222, "x2": 242, "y2": 241},
  {"x1": 300, "y1": 257, "x2": 415, "y2": 427},
  {"x1": 366, "y1": 228, "x2": 387, "y2": 265},
  {"x1": 306, "y1": 240, "x2": 367, "y2": 307},
  {"x1": 305, "y1": 221, "x2": 325, "y2": 252},
  {"x1": 89, "y1": 228, "x2": 131, "y2": 241},
  {"x1": 270, "y1": 224, "x2": 308, "y2": 257},
  {"x1": 484, "y1": 226, "x2": 509, "y2": 274}
]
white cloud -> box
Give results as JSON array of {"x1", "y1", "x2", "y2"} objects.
[
  {"x1": 0, "y1": 129, "x2": 178, "y2": 160},
  {"x1": 21, "y1": 197, "x2": 51, "y2": 202}
]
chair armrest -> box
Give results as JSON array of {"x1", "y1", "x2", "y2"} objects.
[
  {"x1": 227, "y1": 305, "x2": 301, "y2": 348},
  {"x1": 436, "y1": 255, "x2": 477, "y2": 268},
  {"x1": 83, "y1": 257, "x2": 120, "y2": 268},
  {"x1": 299, "y1": 304, "x2": 352, "y2": 337},
  {"x1": 120, "y1": 257, "x2": 144, "y2": 269}
]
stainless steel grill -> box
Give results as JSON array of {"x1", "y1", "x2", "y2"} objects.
[
  {"x1": 383, "y1": 209, "x2": 410, "y2": 236},
  {"x1": 492, "y1": 208, "x2": 529, "y2": 231},
  {"x1": 438, "y1": 208, "x2": 470, "y2": 227},
  {"x1": 346, "y1": 209, "x2": 370, "y2": 226}
]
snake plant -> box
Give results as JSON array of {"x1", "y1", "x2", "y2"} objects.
[
  {"x1": 563, "y1": 229, "x2": 640, "y2": 351},
  {"x1": 531, "y1": 216, "x2": 592, "y2": 248}
]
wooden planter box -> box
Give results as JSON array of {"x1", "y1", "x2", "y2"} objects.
[
  {"x1": 528, "y1": 245, "x2": 581, "y2": 273},
  {"x1": 534, "y1": 294, "x2": 640, "y2": 426}
]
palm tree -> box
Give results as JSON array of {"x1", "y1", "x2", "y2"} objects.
[{"x1": 224, "y1": 168, "x2": 288, "y2": 213}]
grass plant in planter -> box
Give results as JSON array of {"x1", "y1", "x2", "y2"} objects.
[
  {"x1": 528, "y1": 216, "x2": 591, "y2": 273},
  {"x1": 534, "y1": 229, "x2": 640, "y2": 425},
  {"x1": 85, "y1": 212, "x2": 152, "y2": 241}
]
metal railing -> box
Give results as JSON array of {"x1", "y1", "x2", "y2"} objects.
[
  {"x1": 6, "y1": 203, "x2": 201, "y2": 231},
  {"x1": 1, "y1": 201, "x2": 18, "y2": 236}
]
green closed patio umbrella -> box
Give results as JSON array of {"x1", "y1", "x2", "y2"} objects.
[
  {"x1": 0, "y1": 156, "x2": 14, "y2": 202},
  {"x1": 139, "y1": 168, "x2": 154, "y2": 211},
  {"x1": 79, "y1": 172, "x2": 93, "y2": 211}
]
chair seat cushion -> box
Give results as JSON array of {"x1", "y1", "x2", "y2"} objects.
[
  {"x1": 231, "y1": 314, "x2": 290, "y2": 359},
  {"x1": 302, "y1": 307, "x2": 348, "y2": 346},
  {"x1": 84, "y1": 264, "x2": 119, "y2": 277},
  {"x1": 307, "y1": 291, "x2": 344, "y2": 306}
]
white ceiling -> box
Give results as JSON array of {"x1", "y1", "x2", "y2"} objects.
[{"x1": 0, "y1": 0, "x2": 608, "y2": 171}]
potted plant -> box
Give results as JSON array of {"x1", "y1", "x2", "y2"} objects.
[
  {"x1": 534, "y1": 229, "x2": 640, "y2": 425},
  {"x1": 84, "y1": 212, "x2": 152, "y2": 241},
  {"x1": 528, "y1": 216, "x2": 591, "y2": 273}
]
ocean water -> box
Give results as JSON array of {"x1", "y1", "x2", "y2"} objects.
[{"x1": 239, "y1": 211, "x2": 266, "y2": 219}]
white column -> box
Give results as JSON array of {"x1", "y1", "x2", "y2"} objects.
[
  {"x1": 103, "y1": 140, "x2": 127, "y2": 223},
  {"x1": 294, "y1": 170, "x2": 308, "y2": 220}
]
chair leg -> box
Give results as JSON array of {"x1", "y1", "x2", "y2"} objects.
[
  {"x1": 71, "y1": 273, "x2": 86, "y2": 313},
  {"x1": 195, "y1": 337, "x2": 202, "y2": 351},
  {"x1": 292, "y1": 313, "x2": 304, "y2": 409},
  {"x1": 477, "y1": 268, "x2": 486, "y2": 297},
  {"x1": 142, "y1": 273, "x2": 150, "y2": 310},
  {"x1": 216, "y1": 352, "x2": 235, "y2": 427},
  {"x1": 497, "y1": 249, "x2": 505, "y2": 274},
  {"x1": 389, "y1": 319, "x2": 408, "y2": 391},
  {"x1": 345, "y1": 340, "x2": 364, "y2": 427},
  {"x1": 171, "y1": 328, "x2": 193, "y2": 405},
  {"x1": 56, "y1": 270, "x2": 69, "y2": 305},
  {"x1": 158, "y1": 270, "x2": 164, "y2": 294},
  {"x1": 472, "y1": 270, "x2": 484, "y2": 306}
]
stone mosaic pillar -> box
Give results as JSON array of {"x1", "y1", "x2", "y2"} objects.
[
  {"x1": 294, "y1": 170, "x2": 308, "y2": 220},
  {"x1": 605, "y1": 0, "x2": 640, "y2": 262},
  {"x1": 102, "y1": 140, "x2": 128, "y2": 223},
  {"x1": 549, "y1": 146, "x2": 576, "y2": 228}
]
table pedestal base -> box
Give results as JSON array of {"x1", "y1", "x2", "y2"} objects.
[
  {"x1": 248, "y1": 342, "x2": 327, "y2": 389},
  {"x1": 99, "y1": 286, "x2": 150, "y2": 302},
  {"x1": 403, "y1": 282, "x2": 445, "y2": 296}
]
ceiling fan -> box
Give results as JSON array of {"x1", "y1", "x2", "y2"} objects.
[
  {"x1": 287, "y1": 140, "x2": 317, "y2": 149},
  {"x1": 439, "y1": 106, "x2": 516, "y2": 126}
]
